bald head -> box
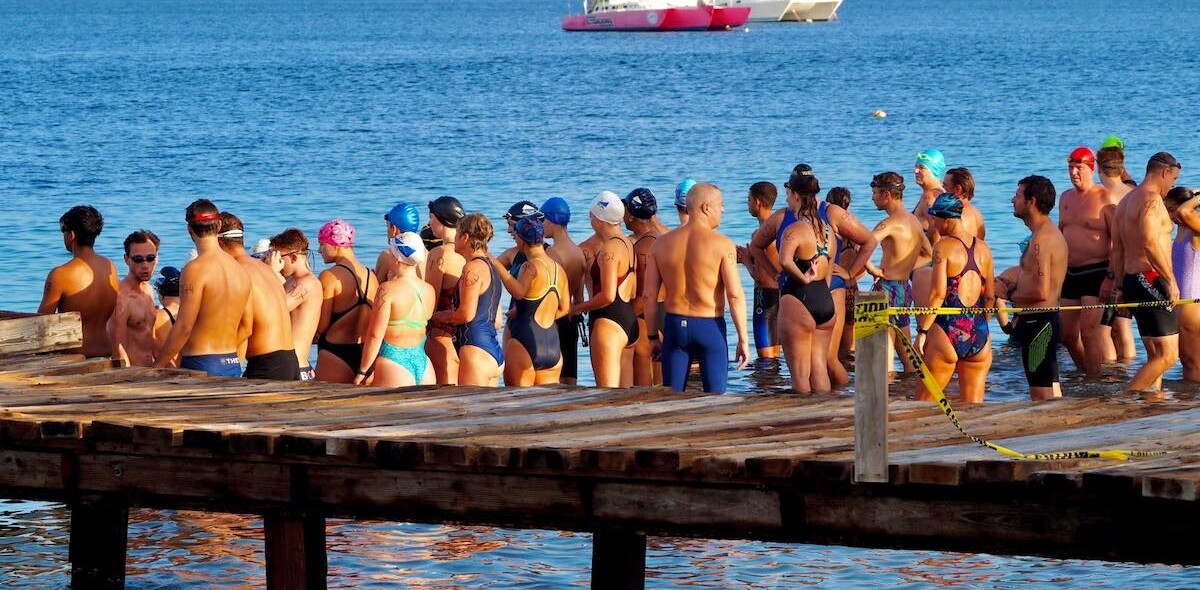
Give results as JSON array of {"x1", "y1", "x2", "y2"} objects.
[{"x1": 686, "y1": 183, "x2": 721, "y2": 212}]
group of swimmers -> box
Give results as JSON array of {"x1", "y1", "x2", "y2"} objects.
[{"x1": 38, "y1": 137, "x2": 1197, "y2": 399}]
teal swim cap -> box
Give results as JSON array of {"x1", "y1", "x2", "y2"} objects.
[
  {"x1": 1101, "y1": 135, "x2": 1125, "y2": 151},
  {"x1": 915, "y1": 149, "x2": 946, "y2": 179},
  {"x1": 675, "y1": 177, "x2": 697, "y2": 209}
]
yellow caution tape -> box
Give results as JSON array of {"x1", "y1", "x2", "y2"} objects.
[
  {"x1": 885, "y1": 297, "x2": 1200, "y2": 317},
  {"x1": 854, "y1": 305, "x2": 1166, "y2": 461}
]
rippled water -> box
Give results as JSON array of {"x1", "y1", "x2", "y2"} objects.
[
  {"x1": 3, "y1": 502, "x2": 1197, "y2": 589},
  {"x1": 2, "y1": 0, "x2": 1200, "y2": 586}
]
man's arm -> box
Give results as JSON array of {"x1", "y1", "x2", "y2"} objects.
[
  {"x1": 110, "y1": 295, "x2": 130, "y2": 365},
  {"x1": 719, "y1": 240, "x2": 750, "y2": 370},
  {"x1": 37, "y1": 269, "x2": 64, "y2": 314},
  {"x1": 1144, "y1": 202, "x2": 1179, "y2": 299},
  {"x1": 748, "y1": 211, "x2": 783, "y2": 282},
  {"x1": 831, "y1": 205, "x2": 879, "y2": 278},
  {"x1": 153, "y1": 268, "x2": 203, "y2": 368},
  {"x1": 864, "y1": 220, "x2": 892, "y2": 279},
  {"x1": 642, "y1": 250, "x2": 662, "y2": 355}
]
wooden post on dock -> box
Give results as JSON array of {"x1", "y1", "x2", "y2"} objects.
[
  {"x1": 592, "y1": 529, "x2": 646, "y2": 590},
  {"x1": 69, "y1": 496, "x2": 128, "y2": 590},
  {"x1": 853, "y1": 291, "x2": 889, "y2": 483},
  {"x1": 264, "y1": 511, "x2": 327, "y2": 590}
]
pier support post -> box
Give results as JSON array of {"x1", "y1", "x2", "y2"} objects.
[
  {"x1": 591, "y1": 529, "x2": 646, "y2": 590},
  {"x1": 854, "y1": 291, "x2": 889, "y2": 483},
  {"x1": 69, "y1": 497, "x2": 129, "y2": 590},
  {"x1": 264, "y1": 512, "x2": 327, "y2": 590}
]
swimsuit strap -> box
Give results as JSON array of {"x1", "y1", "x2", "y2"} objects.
[
  {"x1": 388, "y1": 281, "x2": 426, "y2": 329},
  {"x1": 328, "y1": 262, "x2": 369, "y2": 326},
  {"x1": 164, "y1": 306, "x2": 176, "y2": 325},
  {"x1": 522, "y1": 257, "x2": 560, "y2": 302},
  {"x1": 946, "y1": 236, "x2": 982, "y2": 280},
  {"x1": 633, "y1": 233, "x2": 657, "y2": 249}
]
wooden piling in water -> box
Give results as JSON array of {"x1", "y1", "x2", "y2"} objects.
[
  {"x1": 591, "y1": 529, "x2": 646, "y2": 590},
  {"x1": 69, "y1": 496, "x2": 128, "y2": 590}
]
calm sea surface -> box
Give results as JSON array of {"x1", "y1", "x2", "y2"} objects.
[{"x1": 2, "y1": 0, "x2": 1199, "y2": 586}]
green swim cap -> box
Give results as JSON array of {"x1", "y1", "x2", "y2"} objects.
[{"x1": 1101, "y1": 135, "x2": 1124, "y2": 151}]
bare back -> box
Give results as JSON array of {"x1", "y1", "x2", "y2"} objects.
[
  {"x1": 320, "y1": 260, "x2": 377, "y2": 345},
  {"x1": 1116, "y1": 186, "x2": 1174, "y2": 275},
  {"x1": 238, "y1": 256, "x2": 294, "y2": 356},
  {"x1": 426, "y1": 245, "x2": 465, "y2": 299},
  {"x1": 653, "y1": 224, "x2": 734, "y2": 317},
  {"x1": 961, "y1": 201, "x2": 987, "y2": 239},
  {"x1": 39, "y1": 252, "x2": 119, "y2": 357},
  {"x1": 285, "y1": 272, "x2": 322, "y2": 368},
  {"x1": 877, "y1": 210, "x2": 927, "y2": 280},
  {"x1": 546, "y1": 238, "x2": 586, "y2": 307},
  {"x1": 180, "y1": 251, "x2": 252, "y2": 356}
]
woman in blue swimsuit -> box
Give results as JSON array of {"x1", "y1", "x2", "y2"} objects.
[
  {"x1": 916, "y1": 193, "x2": 996, "y2": 404},
  {"x1": 357, "y1": 232, "x2": 436, "y2": 387},
  {"x1": 491, "y1": 216, "x2": 570, "y2": 386},
  {"x1": 431, "y1": 213, "x2": 505, "y2": 386}
]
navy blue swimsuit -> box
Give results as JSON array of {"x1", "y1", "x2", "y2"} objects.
[{"x1": 455, "y1": 256, "x2": 505, "y2": 367}]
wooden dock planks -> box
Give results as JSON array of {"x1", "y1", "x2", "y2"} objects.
[{"x1": 3, "y1": 350, "x2": 1200, "y2": 576}]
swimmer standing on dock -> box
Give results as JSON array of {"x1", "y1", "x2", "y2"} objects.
[
  {"x1": 154, "y1": 200, "x2": 252, "y2": 377},
  {"x1": 39, "y1": 205, "x2": 119, "y2": 358},
  {"x1": 109, "y1": 230, "x2": 161, "y2": 367}
]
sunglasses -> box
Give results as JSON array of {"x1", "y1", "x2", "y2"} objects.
[
  {"x1": 130, "y1": 254, "x2": 157, "y2": 264},
  {"x1": 870, "y1": 181, "x2": 902, "y2": 190}
]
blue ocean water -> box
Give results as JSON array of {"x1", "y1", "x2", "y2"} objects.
[{"x1": 2, "y1": 0, "x2": 1199, "y2": 586}]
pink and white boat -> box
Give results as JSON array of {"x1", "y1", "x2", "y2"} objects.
[{"x1": 562, "y1": 0, "x2": 751, "y2": 32}]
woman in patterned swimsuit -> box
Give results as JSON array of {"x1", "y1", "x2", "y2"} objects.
[{"x1": 916, "y1": 193, "x2": 996, "y2": 404}]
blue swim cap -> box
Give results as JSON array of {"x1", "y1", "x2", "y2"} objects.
[
  {"x1": 926, "y1": 192, "x2": 963, "y2": 219},
  {"x1": 386, "y1": 202, "x2": 421, "y2": 233},
  {"x1": 915, "y1": 149, "x2": 946, "y2": 180},
  {"x1": 514, "y1": 216, "x2": 545, "y2": 245},
  {"x1": 674, "y1": 177, "x2": 698, "y2": 209},
  {"x1": 540, "y1": 197, "x2": 571, "y2": 226}
]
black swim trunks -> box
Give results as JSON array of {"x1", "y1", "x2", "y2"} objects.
[
  {"x1": 1014, "y1": 312, "x2": 1061, "y2": 388},
  {"x1": 1061, "y1": 261, "x2": 1108, "y2": 300},
  {"x1": 244, "y1": 349, "x2": 301, "y2": 381},
  {"x1": 1122, "y1": 271, "x2": 1178, "y2": 338}
]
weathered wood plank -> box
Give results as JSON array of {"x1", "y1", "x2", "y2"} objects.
[{"x1": 0, "y1": 311, "x2": 83, "y2": 356}]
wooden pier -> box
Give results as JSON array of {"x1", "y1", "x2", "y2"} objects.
[{"x1": 2, "y1": 307, "x2": 1200, "y2": 589}]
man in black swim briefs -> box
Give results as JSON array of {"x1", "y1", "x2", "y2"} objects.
[{"x1": 1107, "y1": 152, "x2": 1183, "y2": 393}]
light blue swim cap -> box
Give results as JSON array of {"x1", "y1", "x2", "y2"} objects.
[
  {"x1": 915, "y1": 149, "x2": 946, "y2": 180},
  {"x1": 674, "y1": 177, "x2": 698, "y2": 209}
]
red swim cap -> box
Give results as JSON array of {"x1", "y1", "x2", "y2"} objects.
[{"x1": 1068, "y1": 146, "x2": 1096, "y2": 170}]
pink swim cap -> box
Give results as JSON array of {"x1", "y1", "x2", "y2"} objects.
[{"x1": 318, "y1": 219, "x2": 355, "y2": 248}]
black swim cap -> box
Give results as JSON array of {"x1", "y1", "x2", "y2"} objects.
[
  {"x1": 154, "y1": 266, "x2": 181, "y2": 297},
  {"x1": 786, "y1": 164, "x2": 820, "y2": 195},
  {"x1": 428, "y1": 196, "x2": 465, "y2": 228},
  {"x1": 623, "y1": 188, "x2": 658, "y2": 219},
  {"x1": 419, "y1": 224, "x2": 444, "y2": 250}
]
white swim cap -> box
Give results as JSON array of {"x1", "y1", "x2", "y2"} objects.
[
  {"x1": 589, "y1": 191, "x2": 625, "y2": 225},
  {"x1": 389, "y1": 231, "x2": 427, "y2": 266},
  {"x1": 250, "y1": 238, "x2": 271, "y2": 259}
]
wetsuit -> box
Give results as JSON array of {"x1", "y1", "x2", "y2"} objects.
[
  {"x1": 932, "y1": 237, "x2": 990, "y2": 360},
  {"x1": 1122, "y1": 269, "x2": 1178, "y2": 337},
  {"x1": 1062, "y1": 261, "x2": 1108, "y2": 299},
  {"x1": 510, "y1": 258, "x2": 562, "y2": 370},
  {"x1": 662, "y1": 314, "x2": 729, "y2": 393},
  {"x1": 455, "y1": 257, "x2": 505, "y2": 366},
  {"x1": 378, "y1": 283, "x2": 430, "y2": 382},
  {"x1": 317, "y1": 263, "x2": 373, "y2": 372},
  {"x1": 588, "y1": 237, "x2": 639, "y2": 346}
]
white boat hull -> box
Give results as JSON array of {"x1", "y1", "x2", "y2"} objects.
[{"x1": 736, "y1": 0, "x2": 843, "y2": 22}]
